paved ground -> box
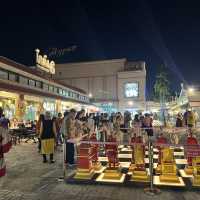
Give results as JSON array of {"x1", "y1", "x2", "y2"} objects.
[{"x1": 1, "y1": 142, "x2": 200, "y2": 200}]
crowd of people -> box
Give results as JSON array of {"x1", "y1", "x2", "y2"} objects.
[
  {"x1": 176, "y1": 109, "x2": 199, "y2": 128},
  {"x1": 0, "y1": 106, "x2": 200, "y2": 167},
  {"x1": 34, "y1": 109, "x2": 156, "y2": 166}
]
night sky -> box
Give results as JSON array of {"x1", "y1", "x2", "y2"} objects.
[{"x1": 0, "y1": 0, "x2": 200, "y2": 98}]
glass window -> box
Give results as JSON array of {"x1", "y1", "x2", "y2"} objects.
[
  {"x1": 53, "y1": 87, "x2": 57, "y2": 93},
  {"x1": 59, "y1": 88, "x2": 63, "y2": 95},
  {"x1": 43, "y1": 83, "x2": 49, "y2": 91},
  {"x1": 56, "y1": 87, "x2": 59, "y2": 94},
  {"x1": 74, "y1": 93, "x2": 78, "y2": 99},
  {"x1": 8, "y1": 73, "x2": 17, "y2": 82},
  {"x1": 29, "y1": 79, "x2": 36, "y2": 87},
  {"x1": 0, "y1": 69, "x2": 8, "y2": 80},
  {"x1": 49, "y1": 85, "x2": 54, "y2": 92},
  {"x1": 69, "y1": 91, "x2": 73, "y2": 97},
  {"x1": 19, "y1": 76, "x2": 28, "y2": 85},
  {"x1": 36, "y1": 81, "x2": 42, "y2": 88}
]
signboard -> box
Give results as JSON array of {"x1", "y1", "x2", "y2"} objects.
[
  {"x1": 124, "y1": 82, "x2": 139, "y2": 98},
  {"x1": 35, "y1": 49, "x2": 55, "y2": 74},
  {"x1": 185, "y1": 145, "x2": 200, "y2": 157}
]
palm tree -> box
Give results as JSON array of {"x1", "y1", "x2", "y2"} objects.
[{"x1": 154, "y1": 66, "x2": 170, "y2": 126}]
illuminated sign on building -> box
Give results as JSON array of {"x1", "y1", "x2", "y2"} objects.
[
  {"x1": 124, "y1": 82, "x2": 139, "y2": 98},
  {"x1": 35, "y1": 49, "x2": 55, "y2": 74}
]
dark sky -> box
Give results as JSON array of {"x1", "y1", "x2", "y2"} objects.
[{"x1": 0, "y1": 0, "x2": 200, "y2": 98}]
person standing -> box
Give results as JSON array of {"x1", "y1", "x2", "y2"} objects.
[
  {"x1": 40, "y1": 112, "x2": 57, "y2": 163},
  {"x1": 194, "y1": 110, "x2": 199, "y2": 128},
  {"x1": 64, "y1": 109, "x2": 77, "y2": 166},
  {"x1": 142, "y1": 113, "x2": 153, "y2": 137},
  {"x1": 131, "y1": 114, "x2": 141, "y2": 137},
  {"x1": 87, "y1": 113, "x2": 95, "y2": 133},
  {"x1": 94, "y1": 113, "x2": 100, "y2": 129},
  {"x1": 56, "y1": 113, "x2": 63, "y2": 145},
  {"x1": 187, "y1": 110, "x2": 195, "y2": 128},
  {"x1": 176, "y1": 113, "x2": 183, "y2": 127},
  {"x1": 0, "y1": 114, "x2": 10, "y2": 129},
  {"x1": 113, "y1": 115, "x2": 123, "y2": 142},
  {"x1": 124, "y1": 111, "x2": 132, "y2": 129},
  {"x1": 76, "y1": 109, "x2": 85, "y2": 122},
  {"x1": 0, "y1": 109, "x2": 12, "y2": 178},
  {"x1": 183, "y1": 109, "x2": 188, "y2": 127},
  {"x1": 36, "y1": 114, "x2": 44, "y2": 152}
]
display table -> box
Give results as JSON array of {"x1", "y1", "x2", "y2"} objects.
[
  {"x1": 119, "y1": 162, "x2": 131, "y2": 168},
  {"x1": 98, "y1": 157, "x2": 108, "y2": 162},
  {"x1": 118, "y1": 154, "x2": 132, "y2": 162},
  {"x1": 174, "y1": 152, "x2": 185, "y2": 157},
  {"x1": 175, "y1": 159, "x2": 188, "y2": 165},
  {"x1": 145, "y1": 148, "x2": 159, "y2": 155},
  {"x1": 96, "y1": 173, "x2": 126, "y2": 183},
  {"x1": 153, "y1": 176, "x2": 185, "y2": 187},
  {"x1": 144, "y1": 154, "x2": 159, "y2": 159},
  {"x1": 120, "y1": 148, "x2": 132, "y2": 154},
  {"x1": 179, "y1": 169, "x2": 193, "y2": 178},
  {"x1": 94, "y1": 166, "x2": 106, "y2": 174},
  {"x1": 67, "y1": 138, "x2": 200, "y2": 189}
]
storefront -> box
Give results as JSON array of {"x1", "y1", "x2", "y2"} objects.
[
  {"x1": 94, "y1": 102, "x2": 117, "y2": 114},
  {"x1": 0, "y1": 55, "x2": 90, "y2": 122}
]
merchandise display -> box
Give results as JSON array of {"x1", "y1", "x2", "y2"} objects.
[
  {"x1": 90, "y1": 133, "x2": 105, "y2": 173},
  {"x1": 99, "y1": 135, "x2": 124, "y2": 182},
  {"x1": 69, "y1": 131, "x2": 200, "y2": 189},
  {"x1": 192, "y1": 156, "x2": 200, "y2": 186},
  {"x1": 74, "y1": 137, "x2": 95, "y2": 180},
  {"x1": 184, "y1": 135, "x2": 199, "y2": 176},
  {"x1": 129, "y1": 136, "x2": 149, "y2": 182},
  {"x1": 159, "y1": 148, "x2": 180, "y2": 183}
]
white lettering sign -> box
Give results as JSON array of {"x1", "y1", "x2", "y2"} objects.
[{"x1": 35, "y1": 49, "x2": 55, "y2": 74}]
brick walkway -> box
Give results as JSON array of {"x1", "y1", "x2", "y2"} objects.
[{"x1": 1, "y1": 142, "x2": 200, "y2": 200}]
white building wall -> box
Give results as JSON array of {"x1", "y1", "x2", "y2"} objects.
[{"x1": 54, "y1": 58, "x2": 146, "y2": 112}]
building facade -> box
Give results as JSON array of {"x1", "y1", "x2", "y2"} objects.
[
  {"x1": 0, "y1": 56, "x2": 91, "y2": 121},
  {"x1": 55, "y1": 58, "x2": 146, "y2": 113}
]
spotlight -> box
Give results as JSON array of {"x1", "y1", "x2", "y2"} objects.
[
  {"x1": 128, "y1": 101, "x2": 133, "y2": 106},
  {"x1": 188, "y1": 87, "x2": 194, "y2": 93}
]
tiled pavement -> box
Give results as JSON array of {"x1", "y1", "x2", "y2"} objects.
[{"x1": 1, "y1": 142, "x2": 200, "y2": 200}]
